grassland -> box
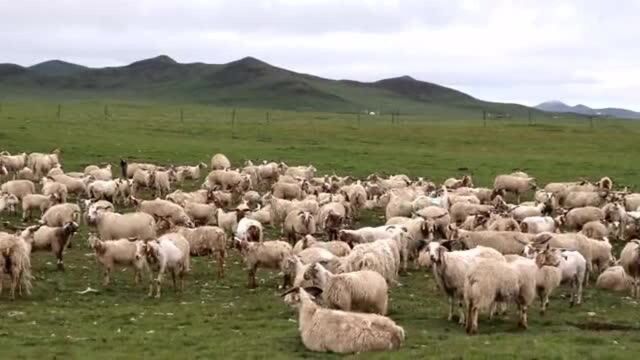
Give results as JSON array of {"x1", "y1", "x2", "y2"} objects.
[{"x1": 1, "y1": 101, "x2": 640, "y2": 359}]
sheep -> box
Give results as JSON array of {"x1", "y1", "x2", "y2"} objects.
[
  {"x1": 299, "y1": 262, "x2": 388, "y2": 314},
  {"x1": 596, "y1": 265, "x2": 632, "y2": 292},
  {"x1": 386, "y1": 217, "x2": 432, "y2": 261},
  {"x1": 131, "y1": 168, "x2": 153, "y2": 196},
  {"x1": 531, "y1": 233, "x2": 593, "y2": 284},
  {"x1": 210, "y1": 153, "x2": 231, "y2": 170},
  {"x1": 332, "y1": 239, "x2": 400, "y2": 284},
  {"x1": 428, "y1": 241, "x2": 506, "y2": 324},
  {"x1": 114, "y1": 178, "x2": 133, "y2": 205},
  {"x1": 509, "y1": 202, "x2": 551, "y2": 222},
  {"x1": 236, "y1": 239, "x2": 292, "y2": 288},
  {"x1": 0, "y1": 232, "x2": 33, "y2": 299},
  {"x1": 619, "y1": 240, "x2": 640, "y2": 298},
  {"x1": 166, "y1": 189, "x2": 208, "y2": 206},
  {"x1": 50, "y1": 173, "x2": 88, "y2": 198},
  {"x1": 487, "y1": 215, "x2": 520, "y2": 232},
  {"x1": 520, "y1": 216, "x2": 557, "y2": 234},
  {"x1": 449, "y1": 203, "x2": 493, "y2": 225},
  {"x1": 338, "y1": 227, "x2": 396, "y2": 247},
  {"x1": 183, "y1": 201, "x2": 217, "y2": 226},
  {"x1": 464, "y1": 257, "x2": 536, "y2": 334},
  {"x1": 235, "y1": 217, "x2": 264, "y2": 243},
  {"x1": 174, "y1": 226, "x2": 227, "y2": 279},
  {"x1": 452, "y1": 228, "x2": 533, "y2": 255},
  {"x1": 151, "y1": 168, "x2": 175, "y2": 198},
  {"x1": 285, "y1": 165, "x2": 317, "y2": 180},
  {"x1": 28, "y1": 149, "x2": 61, "y2": 178},
  {"x1": 247, "y1": 204, "x2": 272, "y2": 225},
  {"x1": 533, "y1": 245, "x2": 587, "y2": 307},
  {"x1": 175, "y1": 163, "x2": 207, "y2": 183},
  {"x1": 493, "y1": 174, "x2": 537, "y2": 204},
  {"x1": 206, "y1": 169, "x2": 251, "y2": 191},
  {"x1": 563, "y1": 190, "x2": 610, "y2": 209},
  {"x1": 281, "y1": 287, "x2": 404, "y2": 354},
  {"x1": 140, "y1": 233, "x2": 190, "y2": 298},
  {"x1": 22, "y1": 222, "x2": 79, "y2": 270},
  {"x1": 40, "y1": 176, "x2": 68, "y2": 203},
  {"x1": 88, "y1": 234, "x2": 149, "y2": 286},
  {"x1": 16, "y1": 167, "x2": 36, "y2": 181},
  {"x1": 87, "y1": 179, "x2": 118, "y2": 202},
  {"x1": 294, "y1": 235, "x2": 350, "y2": 257},
  {"x1": 284, "y1": 210, "x2": 317, "y2": 244},
  {"x1": 242, "y1": 190, "x2": 262, "y2": 209},
  {"x1": 588, "y1": 237, "x2": 614, "y2": 275},
  {"x1": 216, "y1": 208, "x2": 242, "y2": 236},
  {"x1": 40, "y1": 203, "x2": 81, "y2": 227},
  {"x1": 557, "y1": 206, "x2": 604, "y2": 232},
  {"x1": 1, "y1": 179, "x2": 36, "y2": 200},
  {"x1": 0, "y1": 192, "x2": 19, "y2": 214},
  {"x1": 580, "y1": 220, "x2": 608, "y2": 240},
  {"x1": 134, "y1": 198, "x2": 194, "y2": 227},
  {"x1": 286, "y1": 248, "x2": 338, "y2": 287},
  {"x1": 272, "y1": 180, "x2": 307, "y2": 200},
  {"x1": 503, "y1": 254, "x2": 561, "y2": 316},
  {"x1": 443, "y1": 175, "x2": 473, "y2": 189},
  {"x1": 317, "y1": 202, "x2": 347, "y2": 240},
  {"x1": 121, "y1": 160, "x2": 157, "y2": 179},
  {"x1": 85, "y1": 164, "x2": 112, "y2": 181},
  {"x1": 0, "y1": 152, "x2": 27, "y2": 175},
  {"x1": 414, "y1": 206, "x2": 451, "y2": 240},
  {"x1": 385, "y1": 193, "x2": 432, "y2": 220},
  {"x1": 87, "y1": 204, "x2": 156, "y2": 241},
  {"x1": 624, "y1": 193, "x2": 640, "y2": 212}
]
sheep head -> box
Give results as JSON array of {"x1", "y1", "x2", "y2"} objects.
[{"x1": 534, "y1": 245, "x2": 561, "y2": 268}]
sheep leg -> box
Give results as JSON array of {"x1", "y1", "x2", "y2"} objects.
[
  {"x1": 516, "y1": 192, "x2": 521, "y2": 205},
  {"x1": 133, "y1": 269, "x2": 140, "y2": 285},
  {"x1": 155, "y1": 273, "x2": 164, "y2": 299},
  {"x1": 248, "y1": 267, "x2": 257, "y2": 288},
  {"x1": 171, "y1": 270, "x2": 177, "y2": 291},
  {"x1": 457, "y1": 300, "x2": 465, "y2": 325},
  {"x1": 217, "y1": 251, "x2": 225, "y2": 279},
  {"x1": 539, "y1": 292, "x2": 547, "y2": 316},
  {"x1": 576, "y1": 276, "x2": 583, "y2": 305},
  {"x1": 56, "y1": 249, "x2": 65, "y2": 271},
  {"x1": 518, "y1": 304, "x2": 528, "y2": 329},
  {"x1": 466, "y1": 304, "x2": 478, "y2": 335},
  {"x1": 447, "y1": 296, "x2": 454, "y2": 321},
  {"x1": 103, "y1": 267, "x2": 111, "y2": 286}
]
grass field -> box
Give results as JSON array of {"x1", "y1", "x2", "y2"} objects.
[{"x1": 1, "y1": 101, "x2": 640, "y2": 359}]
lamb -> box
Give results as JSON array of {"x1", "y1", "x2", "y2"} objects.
[
  {"x1": 87, "y1": 204, "x2": 156, "y2": 241},
  {"x1": 596, "y1": 265, "x2": 632, "y2": 292},
  {"x1": 284, "y1": 210, "x2": 317, "y2": 244},
  {"x1": 294, "y1": 235, "x2": 350, "y2": 257},
  {"x1": 134, "y1": 197, "x2": 194, "y2": 227},
  {"x1": 493, "y1": 174, "x2": 537, "y2": 204},
  {"x1": 619, "y1": 240, "x2": 640, "y2": 298},
  {"x1": 175, "y1": 163, "x2": 207, "y2": 182},
  {"x1": 210, "y1": 153, "x2": 231, "y2": 170},
  {"x1": 557, "y1": 206, "x2": 604, "y2": 232},
  {"x1": 533, "y1": 245, "x2": 587, "y2": 307},
  {"x1": 140, "y1": 233, "x2": 190, "y2": 298},
  {"x1": 21, "y1": 222, "x2": 79, "y2": 270},
  {"x1": 0, "y1": 192, "x2": 20, "y2": 214},
  {"x1": 1, "y1": 179, "x2": 36, "y2": 200},
  {"x1": 464, "y1": 257, "x2": 536, "y2": 334},
  {"x1": 236, "y1": 239, "x2": 293, "y2": 288},
  {"x1": 298, "y1": 262, "x2": 388, "y2": 314},
  {"x1": 452, "y1": 228, "x2": 533, "y2": 255},
  {"x1": 174, "y1": 226, "x2": 227, "y2": 279},
  {"x1": 281, "y1": 287, "x2": 404, "y2": 354},
  {"x1": 563, "y1": 190, "x2": 610, "y2": 209},
  {"x1": 520, "y1": 216, "x2": 557, "y2": 234},
  {"x1": 183, "y1": 201, "x2": 217, "y2": 226},
  {"x1": 449, "y1": 203, "x2": 493, "y2": 225},
  {"x1": 0, "y1": 232, "x2": 33, "y2": 299},
  {"x1": 88, "y1": 234, "x2": 149, "y2": 286},
  {"x1": 235, "y1": 217, "x2": 264, "y2": 243},
  {"x1": 40, "y1": 203, "x2": 81, "y2": 227}
]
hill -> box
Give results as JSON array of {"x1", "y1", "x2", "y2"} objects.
[
  {"x1": 536, "y1": 100, "x2": 640, "y2": 119},
  {"x1": 0, "y1": 55, "x2": 545, "y2": 115}
]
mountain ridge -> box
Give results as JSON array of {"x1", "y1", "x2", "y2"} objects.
[{"x1": 535, "y1": 100, "x2": 640, "y2": 119}]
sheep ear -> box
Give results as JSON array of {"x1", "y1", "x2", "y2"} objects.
[{"x1": 303, "y1": 286, "x2": 323, "y2": 298}]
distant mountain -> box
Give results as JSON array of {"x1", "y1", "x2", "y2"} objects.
[
  {"x1": 0, "y1": 55, "x2": 546, "y2": 115},
  {"x1": 29, "y1": 60, "x2": 89, "y2": 76},
  {"x1": 536, "y1": 100, "x2": 640, "y2": 119}
]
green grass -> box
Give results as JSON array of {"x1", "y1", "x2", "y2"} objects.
[{"x1": 1, "y1": 101, "x2": 640, "y2": 359}]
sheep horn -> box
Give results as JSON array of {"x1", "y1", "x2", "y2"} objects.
[
  {"x1": 279, "y1": 287, "x2": 299, "y2": 297},
  {"x1": 303, "y1": 286, "x2": 323, "y2": 297}
]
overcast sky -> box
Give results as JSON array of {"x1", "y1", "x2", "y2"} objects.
[{"x1": 2, "y1": 0, "x2": 639, "y2": 109}]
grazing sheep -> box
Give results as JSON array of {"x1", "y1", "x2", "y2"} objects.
[
  {"x1": 210, "y1": 153, "x2": 231, "y2": 170},
  {"x1": 294, "y1": 235, "x2": 350, "y2": 257},
  {"x1": 183, "y1": 201, "x2": 217, "y2": 226},
  {"x1": 493, "y1": 174, "x2": 537, "y2": 204},
  {"x1": 300, "y1": 262, "x2": 388, "y2": 314},
  {"x1": 87, "y1": 204, "x2": 156, "y2": 241},
  {"x1": 41, "y1": 177, "x2": 68, "y2": 203},
  {"x1": 534, "y1": 246, "x2": 587, "y2": 307},
  {"x1": 452, "y1": 228, "x2": 533, "y2": 255},
  {"x1": 281, "y1": 287, "x2": 404, "y2": 354},
  {"x1": 235, "y1": 217, "x2": 264, "y2": 243},
  {"x1": 317, "y1": 202, "x2": 347, "y2": 240},
  {"x1": 141, "y1": 233, "x2": 190, "y2": 298},
  {"x1": 580, "y1": 220, "x2": 608, "y2": 240},
  {"x1": 1, "y1": 179, "x2": 36, "y2": 200},
  {"x1": 619, "y1": 240, "x2": 640, "y2": 298},
  {"x1": 443, "y1": 175, "x2": 473, "y2": 189},
  {"x1": 0, "y1": 232, "x2": 33, "y2": 299},
  {"x1": 520, "y1": 216, "x2": 557, "y2": 234},
  {"x1": 557, "y1": 206, "x2": 604, "y2": 232},
  {"x1": 0, "y1": 192, "x2": 20, "y2": 214},
  {"x1": 563, "y1": 190, "x2": 610, "y2": 209},
  {"x1": 449, "y1": 203, "x2": 493, "y2": 225},
  {"x1": 88, "y1": 234, "x2": 149, "y2": 286},
  {"x1": 22, "y1": 222, "x2": 79, "y2": 270},
  {"x1": 175, "y1": 163, "x2": 207, "y2": 183},
  {"x1": 596, "y1": 265, "x2": 632, "y2": 292},
  {"x1": 40, "y1": 203, "x2": 81, "y2": 227},
  {"x1": 134, "y1": 198, "x2": 194, "y2": 227},
  {"x1": 236, "y1": 239, "x2": 293, "y2": 288},
  {"x1": 284, "y1": 210, "x2": 317, "y2": 244}
]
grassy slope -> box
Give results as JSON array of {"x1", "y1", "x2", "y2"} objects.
[{"x1": 1, "y1": 102, "x2": 640, "y2": 359}]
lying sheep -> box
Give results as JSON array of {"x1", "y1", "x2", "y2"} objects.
[
  {"x1": 236, "y1": 239, "x2": 292, "y2": 288},
  {"x1": 493, "y1": 174, "x2": 537, "y2": 204},
  {"x1": 140, "y1": 233, "x2": 190, "y2": 298},
  {"x1": 520, "y1": 216, "x2": 557, "y2": 234},
  {"x1": 299, "y1": 262, "x2": 388, "y2": 314},
  {"x1": 88, "y1": 234, "x2": 149, "y2": 286},
  {"x1": 1, "y1": 179, "x2": 36, "y2": 200},
  {"x1": 596, "y1": 265, "x2": 632, "y2": 292},
  {"x1": 284, "y1": 210, "x2": 317, "y2": 244},
  {"x1": 40, "y1": 203, "x2": 81, "y2": 227},
  {"x1": 428, "y1": 241, "x2": 505, "y2": 323},
  {"x1": 281, "y1": 287, "x2": 404, "y2": 354},
  {"x1": 210, "y1": 153, "x2": 231, "y2": 170},
  {"x1": 21, "y1": 222, "x2": 78, "y2": 270},
  {"x1": 464, "y1": 257, "x2": 536, "y2": 334},
  {"x1": 620, "y1": 240, "x2": 640, "y2": 298}
]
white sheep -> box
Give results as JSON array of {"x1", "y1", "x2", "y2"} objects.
[
  {"x1": 0, "y1": 192, "x2": 20, "y2": 214},
  {"x1": 41, "y1": 177, "x2": 68, "y2": 203},
  {"x1": 0, "y1": 232, "x2": 33, "y2": 299},
  {"x1": 520, "y1": 216, "x2": 557, "y2": 234},
  {"x1": 247, "y1": 204, "x2": 272, "y2": 225},
  {"x1": 210, "y1": 153, "x2": 231, "y2": 170},
  {"x1": 596, "y1": 265, "x2": 632, "y2": 292},
  {"x1": 281, "y1": 287, "x2": 405, "y2": 354},
  {"x1": 135, "y1": 197, "x2": 194, "y2": 227},
  {"x1": 183, "y1": 201, "x2": 217, "y2": 226},
  {"x1": 175, "y1": 162, "x2": 207, "y2": 182},
  {"x1": 284, "y1": 210, "x2": 317, "y2": 244},
  {"x1": 151, "y1": 168, "x2": 175, "y2": 198},
  {"x1": 493, "y1": 174, "x2": 537, "y2": 204},
  {"x1": 235, "y1": 217, "x2": 264, "y2": 243},
  {"x1": 0, "y1": 152, "x2": 27, "y2": 176},
  {"x1": 1, "y1": 179, "x2": 36, "y2": 200},
  {"x1": 21, "y1": 222, "x2": 79, "y2": 270},
  {"x1": 619, "y1": 240, "x2": 640, "y2": 298},
  {"x1": 40, "y1": 203, "x2": 81, "y2": 227},
  {"x1": 87, "y1": 204, "x2": 156, "y2": 241},
  {"x1": 174, "y1": 226, "x2": 227, "y2": 279},
  {"x1": 88, "y1": 234, "x2": 149, "y2": 286},
  {"x1": 84, "y1": 164, "x2": 112, "y2": 180},
  {"x1": 294, "y1": 235, "x2": 350, "y2": 257},
  {"x1": 87, "y1": 179, "x2": 118, "y2": 202},
  {"x1": 140, "y1": 233, "x2": 190, "y2": 298},
  {"x1": 50, "y1": 173, "x2": 89, "y2": 198},
  {"x1": 452, "y1": 228, "x2": 533, "y2": 255},
  {"x1": 533, "y1": 245, "x2": 587, "y2": 306},
  {"x1": 505, "y1": 254, "x2": 561, "y2": 316},
  {"x1": 557, "y1": 206, "x2": 604, "y2": 232},
  {"x1": 236, "y1": 239, "x2": 292, "y2": 288}
]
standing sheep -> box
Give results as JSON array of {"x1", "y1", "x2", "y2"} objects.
[
  {"x1": 284, "y1": 210, "x2": 317, "y2": 244},
  {"x1": 1, "y1": 179, "x2": 36, "y2": 200},
  {"x1": 236, "y1": 239, "x2": 293, "y2": 288},
  {"x1": 40, "y1": 203, "x2": 81, "y2": 227},
  {"x1": 493, "y1": 174, "x2": 537, "y2": 204},
  {"x1": 140, "y1": 233, "x2": 190, "y2": 298},
  {"x1": 620, "y1": 240, "x2": 640, "y2": 298},
  {"x1": 210, "y1": 153, "x2": 231, "y2": 170},
  {"x1": 88, "y1": 234, "x2": 149, "y2": 286}
]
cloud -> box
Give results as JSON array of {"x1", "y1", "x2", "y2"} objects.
[{"x1": 1, "y1": 0, "x2": 638, "y2": 109}]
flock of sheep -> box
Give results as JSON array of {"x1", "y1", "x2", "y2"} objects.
[{"x1": 1, "y1": 149, "x2": 640, "y2": 353}]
